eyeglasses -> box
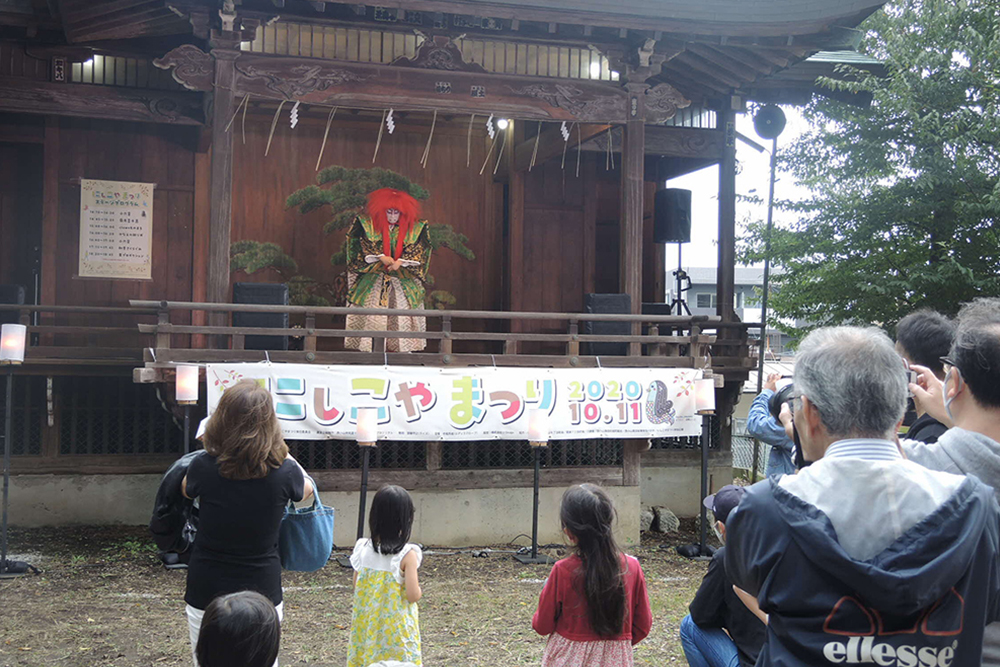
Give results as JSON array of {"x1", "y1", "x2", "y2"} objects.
[{"x1": 940, "y1": 355, "x2": 959, "y2": 373}]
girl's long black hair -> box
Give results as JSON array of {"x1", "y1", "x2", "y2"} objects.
[
  {"x1": 369, "y1": 484, "x2": 415, "y2": 555},
  {"x1": 560, "y1": 484, "x2": 625, "y2": 638}
]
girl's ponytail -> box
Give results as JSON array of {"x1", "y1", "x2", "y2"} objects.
[{"x1": 560, "y1": 484, "x2": 625, "y2": 637}]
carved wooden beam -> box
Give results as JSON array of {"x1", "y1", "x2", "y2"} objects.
[
  {"x1": 155, "y1": 45, "x2": 630, "y2": 122},
  {"x1": 591, "y1": 125, "x2": 725, "y2": 160},
  {"x1": 513, "y1": 123, "x2": 609, "y2": 172},
  {"x1": 0, "y1": 76, "x2": 204, "y2": 125},
  {"x1": 154, "y1": 45, "x2": 694, "y2": 128}
]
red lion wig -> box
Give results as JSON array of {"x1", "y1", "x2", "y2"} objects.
[{"x1": 366, "y1": 188, "x2": 421, "y2": 260}]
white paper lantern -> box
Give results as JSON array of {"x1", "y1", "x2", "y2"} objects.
[
  {"x1": 0, "y1": 324, "x2": 26, "y2": 364},
  {"x1": 527, "y1": 408, "x2": 550, "y2": 444},
  {"x1": 356, "y1": 407, "x2": 379, "y2": 444},
  {"x1": 695, "y1": 378, "x2": 716, "y2": 415},
  {"x1": 175, "y1": 365, "x2": 199, "y2": 404}
]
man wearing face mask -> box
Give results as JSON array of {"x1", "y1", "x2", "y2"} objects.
[
  {"x1": 680, "y1": 485, "x2": 767, "y2": 667},
  {"x1": 724, "y1": 326, "x2": 1000, "y2": 667},
  {"x1": 901, "y1": 297, "x2": 1000, "y2": 665}
]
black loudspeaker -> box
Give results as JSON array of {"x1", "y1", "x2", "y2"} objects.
[
  {"x1": 233, "y1": 282, "x2": 289, "y2": 351},
  {"x1": 582, "y1": 293, "x2": 631, "y2": 357},
  {"x1": 0, "y1": 285, "x2": 25, "y2": 326},
  {"x1": 654, "y1": 188, "x2": 692, "y2": 244}
]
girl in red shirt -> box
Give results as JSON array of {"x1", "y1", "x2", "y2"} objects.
[{"x1": 532, "y1": 484, "x2": 653, "y2": 667}]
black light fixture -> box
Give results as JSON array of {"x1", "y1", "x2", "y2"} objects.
[{"x1": 750, "y1": 104, "x2": 786, "y2": 482}]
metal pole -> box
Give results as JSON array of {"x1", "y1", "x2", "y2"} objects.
[
  {"x1": 531, "y1": 446, "x2": 541, "y2": 560},
  {"x1": 1, "y1": 366, "x2": 13, "y2": 573},
  {"x1": 699, "y1": 414, "x2": 710, "y2": 555},
  {"x1": 356, "y1": 446, "x2": 371, "y2": 540},
  {"x1": 751, "y1": 135, "x2": 779, "y2": 482},
  {"x1": 674, "y1": 244, "x2": 684, "y2": 315},
  {"x1": 183, "y1": 404, "x2": 191, "y2": 455}
]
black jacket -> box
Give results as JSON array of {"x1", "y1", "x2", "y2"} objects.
[
  {"x1": 149, "y1": 451, "x2": 208, "y2": 554},
  {"x1": 907, "y1": 413, "x2": 949, "y2": 444},
  {"x1": 689, "y1": 546, "x2": 767, "y2": 666},
  {"x1": 726, "y1": 476, "x2": 1000, "y2": 667}
]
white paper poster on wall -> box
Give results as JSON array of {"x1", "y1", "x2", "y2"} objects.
[
  {"x1": 206, "y1": 363, "x2": 705, "y2": 441},
  {"x1": 78, "y1": 178, "x2": 153, "y2": 279}
]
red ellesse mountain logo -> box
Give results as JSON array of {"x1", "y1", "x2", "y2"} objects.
[{"x1": 823, "y1": 589, "x2": 964, "y2": 637}]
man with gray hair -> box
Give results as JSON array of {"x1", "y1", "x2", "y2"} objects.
[{"x1": 725, "y1": 326, "x2": 1000, "y2": 667}]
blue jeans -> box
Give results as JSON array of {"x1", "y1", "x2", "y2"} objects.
[{"x1": 680, "y1": 614, "x2": 740, "y2": 667}]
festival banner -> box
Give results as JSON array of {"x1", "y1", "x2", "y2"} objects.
[
  {"x1": 206, "y1": 363, "x2": 705, "y2": 441},
  {"x1": 78, "y1": 178, "x2": 153, "y2": 279}
]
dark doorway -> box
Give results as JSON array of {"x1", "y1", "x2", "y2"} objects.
[{"x1": 0, "y1": 142, "x2": 43, "y2": 311}]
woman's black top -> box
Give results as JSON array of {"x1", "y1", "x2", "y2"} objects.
[{"x1": 184, "y1": 454, "x2": 304, "y2": 610}]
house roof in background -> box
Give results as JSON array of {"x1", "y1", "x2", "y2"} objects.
[{"x1": 686, "y1": 266, "x2": 780, "y2": 286}]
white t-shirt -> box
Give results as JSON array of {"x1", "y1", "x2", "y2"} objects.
[{"x1": 349, "y1": 538, "x2": 422, "y2": 585}]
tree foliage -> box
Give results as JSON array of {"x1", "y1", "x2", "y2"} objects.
[
  {"x1": 739, "y1": 0, "x2": 1000, "y2": 332},
  {"x1": 232, "y1": 166, "x2": 474, "y2": 307}
]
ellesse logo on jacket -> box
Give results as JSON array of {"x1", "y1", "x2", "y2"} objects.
[{"x1": 821, "y1": 591, "x2": 964, "y2": 667}]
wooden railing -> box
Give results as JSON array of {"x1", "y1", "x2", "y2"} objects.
[
  {"x1": 129, "y1": 300, "x2": 754, "y2": 383},
  {"x1": 5, "y1": 301, "x2": 753, "y2": 381},
  {"x1": 9, "y1": 304, "x2": 158, "y2": 368}
]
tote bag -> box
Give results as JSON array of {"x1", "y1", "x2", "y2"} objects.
[{"x1": 279, "y1": 484, "x2": 335, "y2": 572}]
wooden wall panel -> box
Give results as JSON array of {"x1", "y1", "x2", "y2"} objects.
[
  {"x1": 46, "y1": 117, "x2": 196, "y2": 340},
  {"x1": 230, "y1": 112, "x2": 502, "y2": 349}
]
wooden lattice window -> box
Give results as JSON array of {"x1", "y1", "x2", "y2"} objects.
[
  {"x1": 0, "y1": 376, "x2": 44, "y2": 456},
  {"x1": 288, "y1": 440, "x2": 426, "y2": 470},
  {"x1": 441, "y1": 439, "x2": 623, "y2": 469},
  {"x1": 57, "y1": 377, "x2": 183, "y2": 456},
  {"x1": 70, "y1": 55, "x2": 183, "y2": 91}
]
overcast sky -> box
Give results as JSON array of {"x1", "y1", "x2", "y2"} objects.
[{"x1": 665, "y1": 106, "x2": 809, "y2": 272}]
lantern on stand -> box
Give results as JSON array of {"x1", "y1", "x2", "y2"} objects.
[
  {"x1": 679, "y1": 376, "x2": 717, "y2": 561},
  {"x1": 175, "y1": 365, "x2": 199, "y2": 455},
  {"x1": 514, "y1": 409, "x2": 555, "y2": 565},
  {"x1": 1, "y1": 324, "x2": 31, "y2": 577}
]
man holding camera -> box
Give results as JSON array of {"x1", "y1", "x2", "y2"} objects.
[
  {"x1": 746, "y1": 373, "x2": 797, "y2": 476},
  {"x1": 902, "y1": 298, "x2": 1000, "y2": 665},
  {"x1": 895, "y1": 309, "x2": 955, "y2": 444},
  {"x1": 725, "y1": 326, "x2": 1000, "y2": 667}
]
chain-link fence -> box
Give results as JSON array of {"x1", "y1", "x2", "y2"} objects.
[{"x1": 732, "y1": 435, "x2": 773, "y2": 473}]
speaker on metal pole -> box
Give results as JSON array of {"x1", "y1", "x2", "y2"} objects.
[
  {"x1": 233, "y1": 282, "x2": 289, "y2": 351},
  {"x1": 654, "y1": 188, "x2": 692, "y2": 244}
]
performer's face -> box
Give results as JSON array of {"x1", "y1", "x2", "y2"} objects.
[{"x1": 386, "y1": 208, "x2": 401, "y2": 224}]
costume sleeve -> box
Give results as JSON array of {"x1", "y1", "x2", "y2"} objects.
[
  {"x1": 398, "y1": 223, "x2": 431, "y2": 283},
  {"x1": 631, "y1": 560, "x2": 653, "y2": 644},
  {"x1": 346, "y1": 218, "x2": 383, "y2": 275},
  {"x1": 532, "y1": 562, "x2": 562, "y2": 636},
  {"x1": 689, "y1": 551, "x2": 728, "y2": 627},
  {"x1": 747, "y1": 390, "x2": 795, "y2": 454}
]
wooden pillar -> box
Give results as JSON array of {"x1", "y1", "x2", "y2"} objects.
[
  {"x1": 207, "y1": 32, "x2": 240, "y2": 333},
  {"x1": 716, "y1": 103, "x2": 737, "y2": 321},
  {"x1": 506, "y1": 122, "x2": 525, "y2": 353},
  {"x1": 192, "y1": 149, "x2": 211, "y2": 348},
  {"x1": 40, "y1": 117, "x2": 59, "y2": 313},
  {"x1": 621, "y1": 84, "x2": 647, "y2": 356}
]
